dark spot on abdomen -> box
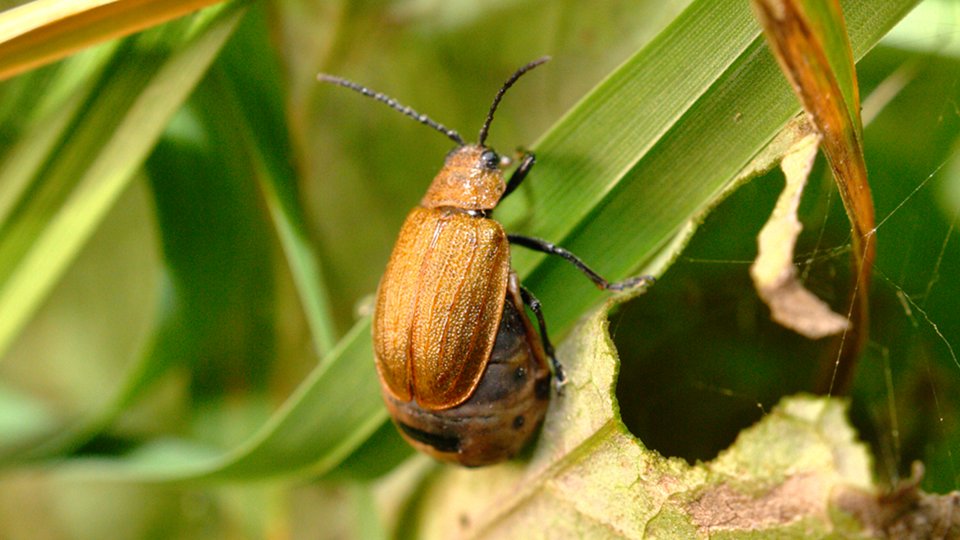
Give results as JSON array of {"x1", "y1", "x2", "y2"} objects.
[{"x1": 397, "y1": 421, "x2": 461, "y2": 453}]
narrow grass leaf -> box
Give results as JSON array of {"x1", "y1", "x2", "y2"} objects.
[
  {"x1": 0, "y1": 0, "x2": 231, "y2": 80},
  {"x1": 511, "y1": 0, "x2": 911, "y2": 339},
  {"x1": 217, "y1": 12, "x2": 339, "y2": 356}
]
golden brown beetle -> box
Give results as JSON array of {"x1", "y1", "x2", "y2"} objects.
[{"x1": 320, "y1": 58, "x2": 651, "y2": 466}]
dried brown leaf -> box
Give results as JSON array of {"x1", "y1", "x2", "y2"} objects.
[{"x1": 751, "y1": 130, "x2": 850, "y2": 338}]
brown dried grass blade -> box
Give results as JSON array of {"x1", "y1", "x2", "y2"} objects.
[{"x1": 752, "y1": 0, "x2": 876, "y2": 394}]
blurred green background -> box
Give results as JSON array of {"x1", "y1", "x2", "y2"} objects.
[{"x1": 0, "y1": 0, "x2": 956, "y2": 537}]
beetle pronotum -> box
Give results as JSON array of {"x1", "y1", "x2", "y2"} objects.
[{"x1": 319, "y1": 57, "x2": 652, "y2": 466}]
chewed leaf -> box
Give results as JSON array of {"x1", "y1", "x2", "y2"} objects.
[
  {"x1": 392, "y1": 300, "x2": 878, "y2": 538},
  {"x1": 751, "y1": 129, "x2": 850, "y2": 338}
]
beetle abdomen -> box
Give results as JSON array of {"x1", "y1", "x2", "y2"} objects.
[
  {"x1": 383, "y1": 279, "x2": 551, "y2": 466},
  {"x1": 373, "y1": 207, "x2": 510, "y2": 409}
]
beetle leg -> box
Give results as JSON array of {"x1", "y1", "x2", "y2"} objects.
[
  {"x1": 518, "y1": 285, "x2": 566, "y2": 392},
  {"x1": 500, "y1": 151, "x2": 536, "y2": 202},
  {"x1": 509, "y1": 234, "x2": 656, "y2": 291}
]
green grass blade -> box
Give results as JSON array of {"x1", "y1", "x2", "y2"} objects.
[
  {"x1": 61, "y1": 318, "x2": 383, "y2": 481},
  {"x1": 0, "y1": 45, "x2": 118, "y2": 223},
  {"x1": 216, "y1": 11, "x2": 338, "y2": 356},
  {"x1": 512, "y1": 0, "x2": 916, "y2": 336}
]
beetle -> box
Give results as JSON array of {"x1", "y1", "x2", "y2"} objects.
[{"x1": 319, "y1": 57, "x2": 652, "y2": 466}]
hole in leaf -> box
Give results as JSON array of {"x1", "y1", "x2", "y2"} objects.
[{"x1": 612, "y1": 174, "x2": 829, "y2": 463}]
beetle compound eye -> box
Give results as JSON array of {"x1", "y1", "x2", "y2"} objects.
[{"x1": 480, "y1": 150, "x2": 500, "y2": 170}]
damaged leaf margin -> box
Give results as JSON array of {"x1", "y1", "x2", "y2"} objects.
[{"x1": 388, "y1": 299, "x2": 888, "y2": 539}]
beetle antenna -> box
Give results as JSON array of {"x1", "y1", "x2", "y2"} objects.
[
  {"x1": 477, "y1": 56, "x2": 551, "y2": 146},
  {"x1": 318, "y1": 74, "x2": 465, "y2": 146}
]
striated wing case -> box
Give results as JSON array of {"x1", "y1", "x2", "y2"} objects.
[{"x1": 373, "y1": 207, "x2": 510, "y2": 410}]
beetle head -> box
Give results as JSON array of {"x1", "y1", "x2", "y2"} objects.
[
  {"x1": 421, "y1": 145, "x2": 505, "y2": 211},
  {"x1": 420, "y1": 56, "x2": 550, "y2": 211},
  {"x1": 319, "y1": 57, "x2": 550, "y2": 212}
]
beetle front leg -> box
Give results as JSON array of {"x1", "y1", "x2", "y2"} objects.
[
  {"x1": 509, "y1": 234, "x2": 655, "y2": 291},
  {"x1": 519, "y1": 285, "x2": 566, "y2": 392},
  {"x1": 499, "y1": 151, "x2": 536, "y2": 202}
]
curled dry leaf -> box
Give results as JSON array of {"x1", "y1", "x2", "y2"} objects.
[{"x1": 750, "y1": 129, "x2": 850, "y2": 339}]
